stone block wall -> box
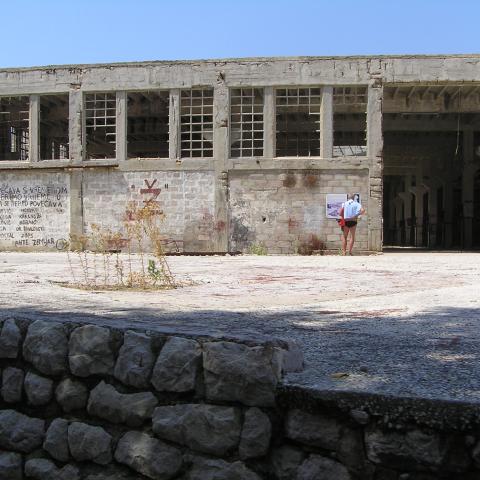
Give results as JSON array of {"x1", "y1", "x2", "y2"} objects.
[
  {"x1": 1, "y1": 316, "x2": 480, "y2": 479},
  {"x1": 229, "y1": 170, "x2": 369, "y2": 254},
  {"x1": 82, "y1": 170, "x2": 216, "y2": 252}
]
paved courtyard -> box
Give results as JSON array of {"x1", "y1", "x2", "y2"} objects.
[{"x1": 1, "y1": 250, "x2": 480, "y2": 403}]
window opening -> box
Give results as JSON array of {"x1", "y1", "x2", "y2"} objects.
[
  {"x1": 275, "y1": 87, "x2": 321, "y2": 157},
  {"x1": 127, "y1": 91, "x2": 169, "y2": 159},
  {"x1": 40, "y1": 94, "x2": 69, "y2": 160},
  {"x1": 0, "y1": 96, "x2": 29, "y2": 161},
  {"x1": 180, "y1": 88, "x2": 213, "y2": 158},
  {"x1": 85, "y1": 93, "x2": 116, "y2": 159},
  {"x1": 230, "y1": 88, "x2": 264, "y2": 157},
  {"x1": 333, "y1": 86, "x2": 367, "y2": 157}
]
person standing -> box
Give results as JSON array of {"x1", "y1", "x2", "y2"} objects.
[{"x1": 340, "y1": 193, "x2": 365, "y2": 255}]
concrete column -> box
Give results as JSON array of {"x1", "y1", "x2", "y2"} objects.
[
  {"x1": 29, "y1": 95, "x2": 40, "y2": 162},
  {"x1": 320, "y1": 86, "x2": 333, "y2": 158},
  {"x1": 213, "y1": 79, "x2": 229, "y2": 252},
  {"x1": 116, "y1": 91, "x2": 127, "y2": 162},
  {"x1": 263, "y1": 86, "x2": 275, "y2": 159},
  {"x1": 366, "y1": 83, "x2": 383, "y2": 251},
  {"x1": 410, "y1": 185, "x2": 427, "y2": 246},
  {"x1": 398, "y1": 191, "x2": 412, "y2": 245},
  {"x1": 463, "y1": 129, "x2": 474, "y2": 249},
  {"x1": 169, "y1": 89, "x2": 180, "y2": 160},
  {"x1": 394, "y1": 196, "x2": 404, "y2": 245},
  {"x1": 69, "y1": 88, "x2": 83, "y2": 163},
  {"x1": 444, "y1": 183, "x2": 453, "y2": 248}
]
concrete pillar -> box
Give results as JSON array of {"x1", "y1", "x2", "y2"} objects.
[
  {"x1": 69, "y1": 169, "x2": 84, "y2": 246},
  {"x1": 116, "y1": 91, "x2": 127, "y2": 162},
  {"x1": 444, "y1": 183, "x2": 453, "y2": 248},
  {"x1": 398, "y1": 191, "x2": 412, "y2": 245},
  {"x1": 410, "y1": 185, "x2": 427, "y2": 247},
  {"x1": 263, "y1": 86, "x2": 275, "y2": 159},
  {"x1": 463, "y1": 129, "x2": 474, "y2": 249},
  {"x1": 213, "y1": 78, "x2": 229, "y2": 252},
  {"x1": 320, "y1": 86, "x2": 333, "y2": 158},
  {"x1": 169, "y1": 89, "x2": 180, "y2": 160},
  {"x1": 29, "y1": 95, "x2": 40, "y2": 162},
  {"x1": 394, "y1": 196, "x2": 404, "y2": 245},
  {"x1": 367, "y1": 82, "x2": 383, "y2": 251},
  {"x1": 69, "y1": 88, "x2": 83, "y2": 163}
]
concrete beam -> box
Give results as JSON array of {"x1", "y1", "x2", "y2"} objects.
[
  {"x1": 320, "y1": 86, "x2": 333, "y2": 158},
  {"x1": 29, "y1": 95, "x2": 40, "y2": 162},
  {"x1": 213, "y1": 80, "x2": 229, "y2": 252},
  {"x1": 367, "y1": 83, "x2": 384, "y2": 251}
]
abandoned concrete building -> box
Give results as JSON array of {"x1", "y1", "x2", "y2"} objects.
[{"x1": 1, "y1": 55, "x2": 480, "y2": 253}]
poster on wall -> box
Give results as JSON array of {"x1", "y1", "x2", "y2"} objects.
[
  {"x1": 326, "y1": 193, "x2": 362, "y2": 218},
  {"x1": 326, "y1": 194, "x2": 347, "y2": 219}
]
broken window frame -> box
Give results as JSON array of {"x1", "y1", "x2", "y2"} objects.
[
  {"x1": 0, "y1": 96, "x2": 30, "y2": 162},
  {"x1": 39, "y1": 93, "x2": 70, "y2": 161},
  {"x1": 274, "y1": 86, "x2": 322, "y2": 158},
  {"x1": 180, "y1": 88, "x2": 214, "y2": 159},
  {"x1": 230, "y1": 87, "x2": 265, "y2": 158},
  {"x1": 84, "y1": 92, "x2": 117, "y2": 160},
  {"x1": 333, "y1": 86, "x2": 368, "y2": 157},
  {"x1": 126, "y1": 90, "x2": 170, "y2": 160}
]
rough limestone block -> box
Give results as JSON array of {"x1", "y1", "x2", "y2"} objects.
[
  {"x1": 152, "y1": 404, "x2": 241, "y2": 456},
  {"x1": 203, "y1": 341, "x2": 282, "y2": 407},
  {"x1": 1, "y1": 367, "x2": 24, "y2": 403},
  {"x1": 43, "y1": 418, "x2": 70, "y2": 462},
  {"x1": 23, "y1": 320, "x2": 68, "y2": 375},
  {"x1": 0, "y1": 319, "x2": 22, "y2": 359},
  {"x1": 0, "y1": 450, "x2": 22, "y2": 480},
  {"x1": 151, "y1": 336, "x2": 202, "y2": 393},
  {"x1": 278, "y1": 340, "x2": 304, "y2": 373},
  {"x1": 365, "y1": 428, "x2": 445, "y2": 470},
  {"x1": 285, "y1": 409, "x2": 342, "y2": 450},
  {"x1": 114, "y1": 431, "x2": 183, "y2": 480},
  {"x1": 0, "y1": 409, "x2": 45, "y2": 453},
  {"x1": 24, "y1": 458, "x2": 57, "y2": 479},
  {"x1": 473, "y1": 441, "x2": 480, "y2": 467},
  {"x1": 68, "y1": 422, "x2": 112, "y2": 465},
  {"x1": 239, "y1": 407, "x2": 272, "y2": 459},
  {"x1": 25, "y1": 458, "x2": 80, "y2": 480},
  {"x1": 297, "y1": 455, "x2": 352, "y2": 480},
  {"x1": 88, "y1": 381, "x2": 158, "y2": 427},
  {"x1": 270, "y1": 445, "x2": 306, "y2": 480},
  {"x1": 24, "y1": 371, "x2": 53, "y2": 406},
  {"x1": 114, "y1": 330, "x2": 155, "y2": 388},
  {"x1": 55, "y1": 378, "x2": 89, "y2": 412},
  {"x1": 69, "y1": 325, "x2": 115, "y2": 377},
  {"x1": 184, "y1": 455, "x2": 262, "y2": 480}
]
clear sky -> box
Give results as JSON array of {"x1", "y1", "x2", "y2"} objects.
[{"x1": 1, "y1": 0, "x2": 479, "y2": 68}]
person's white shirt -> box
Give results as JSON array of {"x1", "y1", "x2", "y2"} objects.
[{"x1": 343, "y1": 199, "x2": 362, "y2": 220}]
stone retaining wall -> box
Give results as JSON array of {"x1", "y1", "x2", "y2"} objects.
[{"x1": 1, "y1": 317, "x2": 480, "y2": 479}]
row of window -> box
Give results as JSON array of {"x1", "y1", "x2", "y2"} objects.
[{"x1": 0, "y1": 87, "x2": 367, "y2": 162}]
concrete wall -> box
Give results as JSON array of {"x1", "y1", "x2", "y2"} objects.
[
  {"x1": 1, "y1": 316, "x2": 480, "y2": 480},
  {"x1": 3, "y1": 54, "x2": 479, "y2": 253},
  {"x1": 229, "y1": 170, "x2": 368, "y2": 253}
]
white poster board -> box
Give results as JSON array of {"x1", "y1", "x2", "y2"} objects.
[{"x1": 326, "y1": 194, "x2": 347, "y2": 219}]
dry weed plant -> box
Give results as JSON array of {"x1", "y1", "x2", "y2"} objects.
[{"x1": 65, "y1": 202, "x2": 177, "y2": 290}]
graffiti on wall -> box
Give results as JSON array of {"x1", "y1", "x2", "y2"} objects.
[{"x1": 0, "y1": 181, "x2": 69, "y2": 248}]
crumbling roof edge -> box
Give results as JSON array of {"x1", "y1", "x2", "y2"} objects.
[{"x1": 1, "y1": 53, "x2": 480, "y2": 73}]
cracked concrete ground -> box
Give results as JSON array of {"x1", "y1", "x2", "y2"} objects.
[{"x1": 1, "y1": 251, "x2": 480, "y2": 403}]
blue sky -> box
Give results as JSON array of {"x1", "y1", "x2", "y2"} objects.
[{"x1": 1, "y1": 0, "x2": 479, "y2": 68}]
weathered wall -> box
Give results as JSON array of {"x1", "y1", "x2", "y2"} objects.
[
  {"x1": 82, "y1": 170, "x2": 216, "y2": 252},
  {"x1": 8, "y1": 54, "x2": 480, "y2": 253},
  {"x1": 229, "y1": 170, "x2": 368, "y2": 253},
  {"x1": 0, "y1": 171, "x2": 69, "y2": 250},
  {"x1": 1, "y1": 316, "x2": 480, "y2": 480}
]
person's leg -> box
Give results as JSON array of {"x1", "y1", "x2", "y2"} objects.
[
  {"x1": 341, "y1": 227, "x2": 349, "y2": 255},
  {"x1": 348, "y1": 225, "x2": 357, "y2": 254}
]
